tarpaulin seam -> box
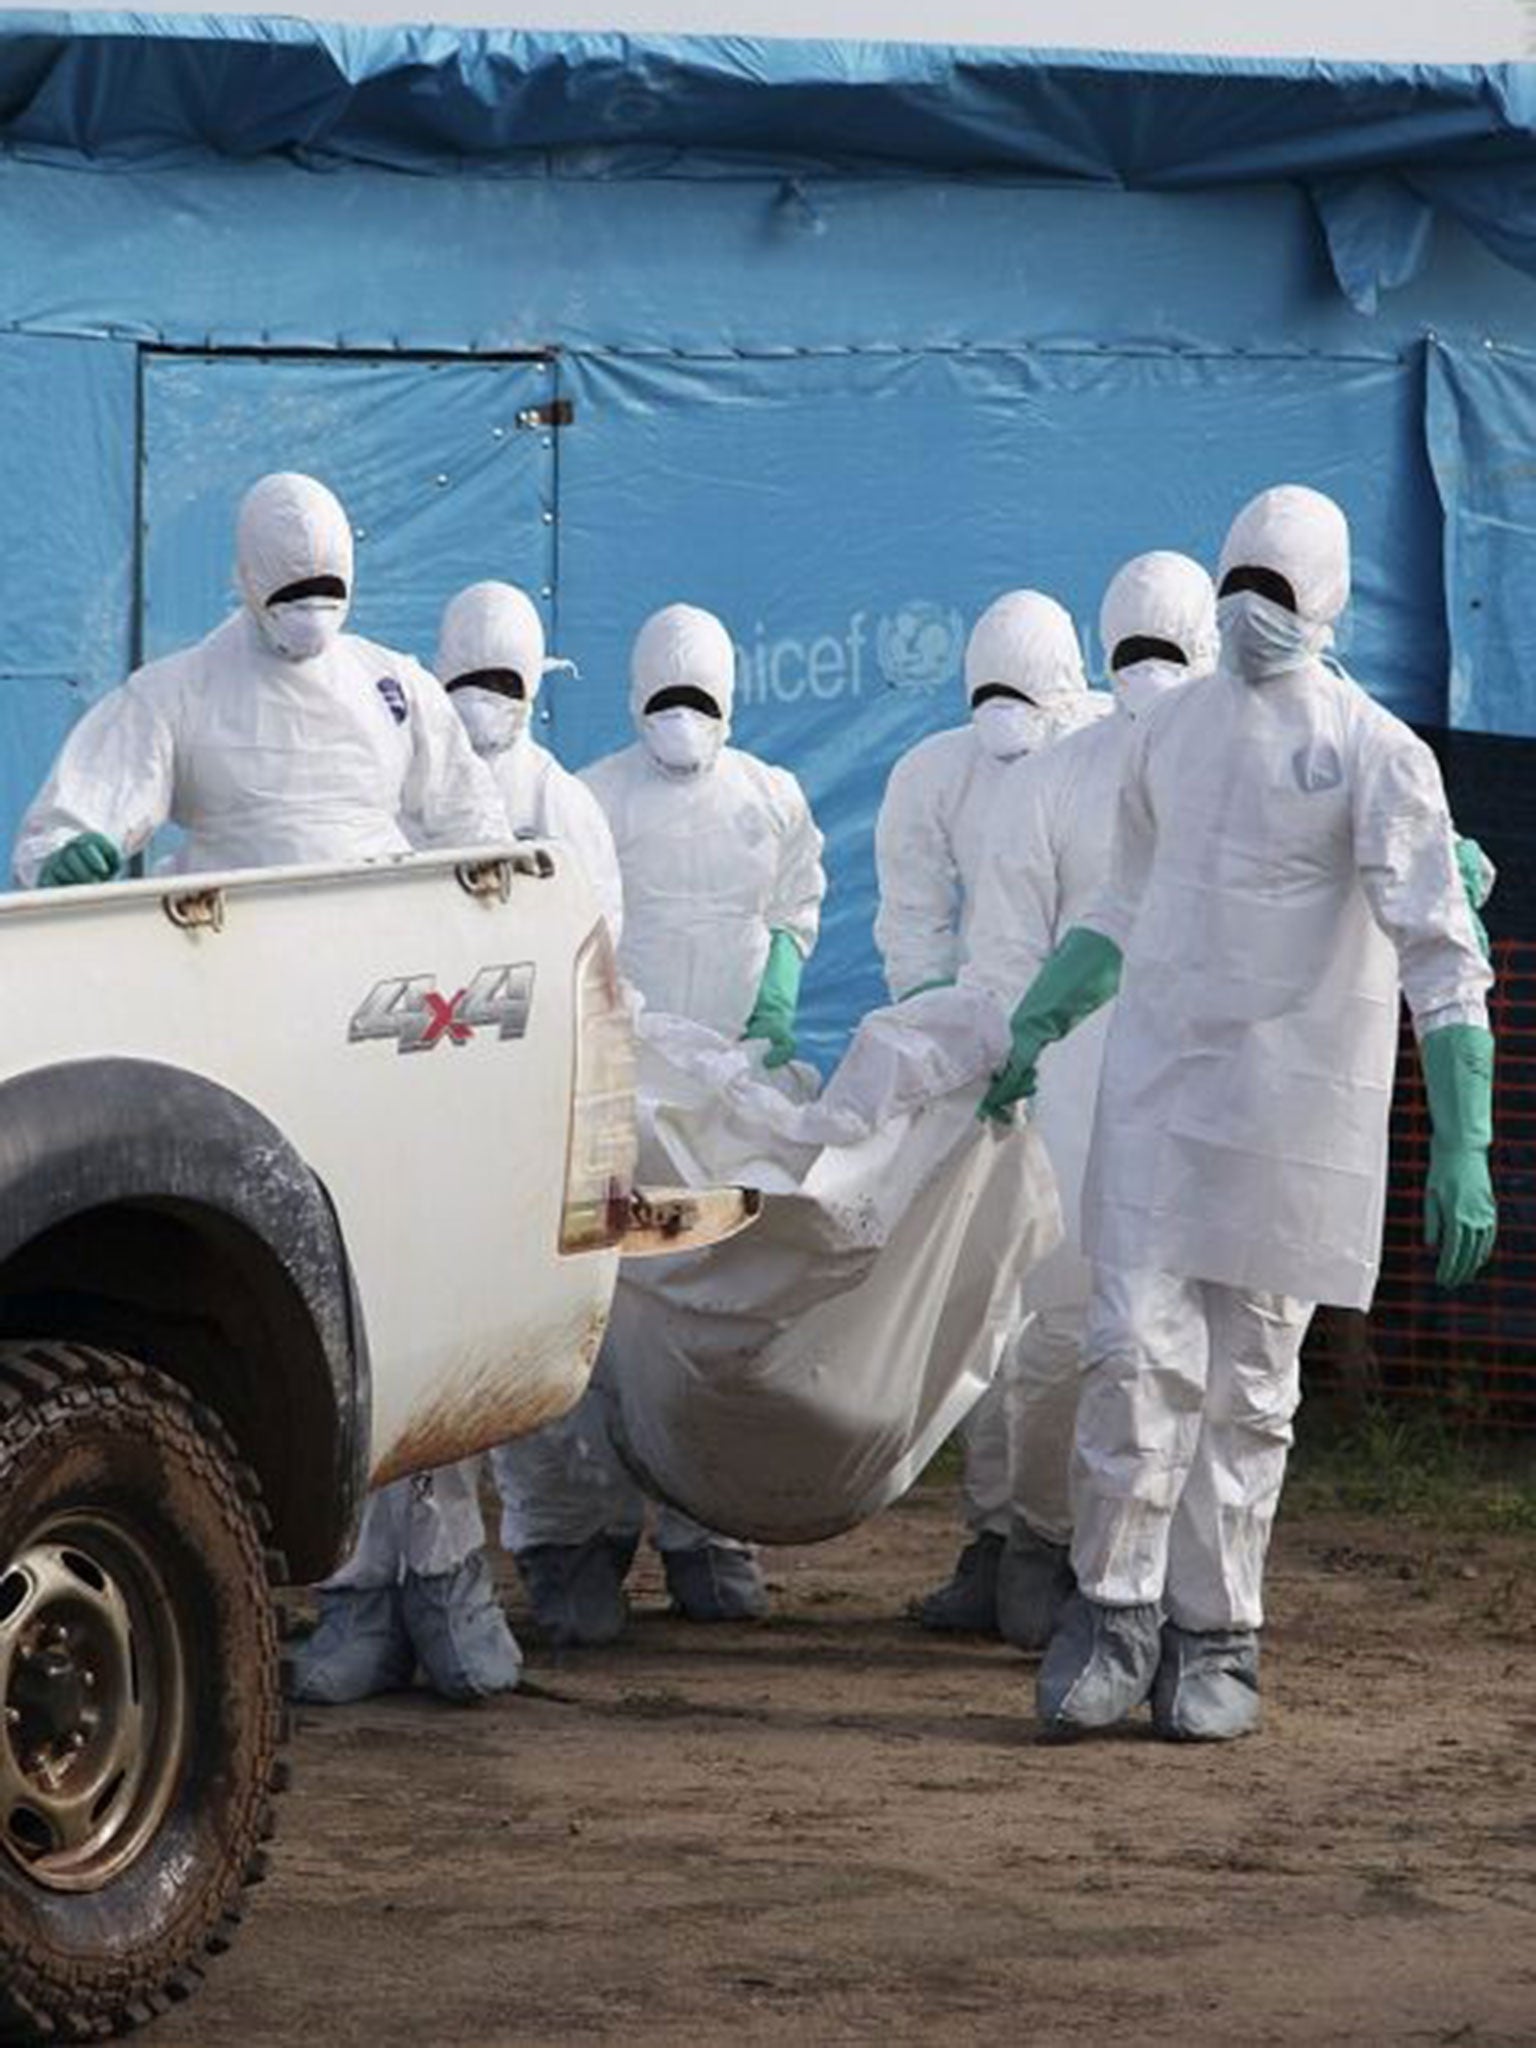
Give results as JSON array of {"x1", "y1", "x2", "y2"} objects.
[
  {"x1": 566, "y1": 341, "x2": 1411, "y2": 367},
  {"x1": 0, "y1": 319, "x2": 1418, "y2": 366}
]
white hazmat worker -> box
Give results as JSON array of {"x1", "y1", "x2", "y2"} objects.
[
  {"x1": 15, "y1": 472, "x2": 515, "y2": 1706},
  {"x1": 491, "y1": 602, "x2": 827, "y2": 1642},
  {"x1": 435, "y1": 579, "x2": 623, "y2": 937},
  {"x1": 874, "y1": 590, "x2": 1101, "y2": 1003},
  {"x1": 593, "y1": 601, "x2": 824, "y2": 1050},
  {"x1": 874, "y1": 589, "x2": 1099, "y2": 1636},
  {"x1": 982, "y1": 487, "x2": 1497, "y2": 1741},
  {"x1": 15, "y1": 472, "x2": 501, "y2": 886},
  {"x1": 961, "y1": 553, "x2": 1218, "y2": 1652}
]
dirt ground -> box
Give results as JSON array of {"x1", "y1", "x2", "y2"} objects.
[{"x1": 158, "y1": 1485, "x2": 1536, "y2": 2048}]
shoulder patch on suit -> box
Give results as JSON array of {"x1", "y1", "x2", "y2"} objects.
[
  {"x1": 376, "y1": 675, "x2": 408, "y2": 726},
  {"x1": 1293, "y1": 742, "x2": 1343, "y2": 794}
]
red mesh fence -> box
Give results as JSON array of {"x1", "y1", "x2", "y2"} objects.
[{"x1": 1305, "y1": 936, "x2": 1536, "y2": 1427}]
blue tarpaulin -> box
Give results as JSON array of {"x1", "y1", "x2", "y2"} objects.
[
  {"x1": 0, "y1": 21, "x2": 1530, "y2": 184},
  {"x1": 7, "y1": 19, "x2": 1536, "y2": 305},
  {"x1": 0, "y1": 17, "x2": 1534, "y2": 1060},
  {"x1": 1426, "y1": 338, "x2": 1536, "y2": 737}
]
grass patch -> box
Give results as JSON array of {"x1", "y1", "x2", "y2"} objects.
[
  {"x1": 1288, "y1": 1404, "x2": 1536, "y2": 1534},
  {"x1": 914, "y1": 1433, "x2": 967, "y2": 1486}
]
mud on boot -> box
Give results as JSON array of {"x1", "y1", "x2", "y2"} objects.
[
  {"x1": 906, "y1": 1530, "x2": 1004, "y2": 1635},
  {"x1": 996, "y1": 1519, "x2": 1076, "y2": 1653},
  {"x1": 402, "y1": 1550, "x2": 524, "y2": 1703},
  {"x1": 516, "y1": 1532, "x2": 638, "y2": 1647},
  {"x1": 1035, "y1": 1593, "x2": 1162, "y2": 1737},
  {"x1": 1151, "y1": 1624, "x2": 1262, "y2": 1742},
  {"x1": 288, "y1": 1585, "x2": 415, "y2": 1705},
  {"x1": 662, "y1": 1541, "x2": 770, "y2": 1622}
]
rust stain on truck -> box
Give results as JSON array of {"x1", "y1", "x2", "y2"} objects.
[
  {"x1": 371, "y1": 1304, "x2": 610, "y2": 1485},
  {"x1": 369, "y1": 1188, "x2": 757, "y2": 1485}
]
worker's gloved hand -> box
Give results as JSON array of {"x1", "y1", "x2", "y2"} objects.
[
  {"x1": 37, "y1": 831, "x2": 121, "y2": 889},
  {"x1": 979, "y1": 927, "x2": 1123, "y2": 1123},
  {"x1": 1454, "y1": 833, "x2": 1496, "y2": 962},
  {"x1": 1421, "y1": 1022, "x2": 1497, "y2": 1289},
  {"x1": 742, "y1": 929, "x2": 805, "y2": 1070},
  {"x1": 1455, "y1": 834, "x2": 1496, "y2": 913},
  {"x1": 897, "y1": 977, "x2": 955, "y2": 1001}
]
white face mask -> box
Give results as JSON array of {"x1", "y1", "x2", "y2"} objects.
[
  {"x1": 1217, "y1": 591, "x2": 1332, "y2": 685},
  {"x1": 971, "y1": 697, "x2": 1048, "y2": 761},
  {"x1": 258, "y1": 596, "x2": 347, "y2": 663},
  {"x1": 643, "y1": 706, "x2": 724, "y2": 777},
  {"x1": 1115, "y1": 659, "x2": 1188, "y2": 721},
  {"x1": 453, "y1": 686, "x2": 530, "y2": 757}
]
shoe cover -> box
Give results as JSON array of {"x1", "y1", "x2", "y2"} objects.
[
  {"x1": 1151, "y1": 1624, "x2": 1262, "y2": 1742},
  {"x1": 517, "y1": 1533, "x2": 637, "y2": 1647},
  {"x1": 401, "y1": 1552, "x2": 524, "y2": 1703},
  {"x1": 1035, "y1": 1593, "x2": 1162, "y2": 1735},
  {"x1": 906, "y1": 1531, "x2": 1003, "y2": 1635},
  {"x1": 996, "y1": 1520, "x2": 1076, "y2": 1652},
  {"x1": 288, "y1": 1586, "x2": 415, "y2": 1705},
  {"x1": 662, "y1": 1542, "x2": 770, "y2": 1622}
]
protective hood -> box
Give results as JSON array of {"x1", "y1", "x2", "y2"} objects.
[
  {"x1": 631, "y1": 604, "x2": 735, "y2": 776},
  {"x1": 1217, "y1": 484, "x2": 1351, "y2": 631},
  {"x1": 1216, "y1": 485, "x2": 1350, "y2": 685},
  {"x1": 436, "y1": 580, "x2": 550, "y2": 701},
  {"x1": 1100, "y1": 551, "x2": 1219, "y2": 716},
  {"x1": 235, "y1": 472, "x2": 354, "y2": 624},
  {"x1": 964, "y1": 590, "x2": 1087, "y2": 722}
]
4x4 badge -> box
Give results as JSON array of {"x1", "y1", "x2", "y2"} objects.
[{"x1": 348, "y1": 964, "x2": 535, "y2": 1054}]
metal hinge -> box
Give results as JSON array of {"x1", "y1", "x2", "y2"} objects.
[
  {"x1": 516, "y1": 400, "x2": 574, "y2": 430},
  {"x1": 455, "y1": 848, "x2": 555, "y2": 902},
  {"x1": 163, "y1": 887, "x2": 226, "y2": 934},
  {"x1": 622, "y1": 1185, "x2": 762, "y2": 1258}
]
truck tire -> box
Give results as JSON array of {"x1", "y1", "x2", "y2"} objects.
[{"x1": 0, "y1": 1342, "x2": 288, "y2": 2042}]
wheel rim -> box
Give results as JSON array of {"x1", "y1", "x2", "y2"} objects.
[{"x1": 0, "y1": 1512, "x2": 189, "y2": 1893}]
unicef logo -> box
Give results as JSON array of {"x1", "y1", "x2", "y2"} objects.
[{"x1": 876, "y1": 602, "x2": 965, "y2": 693}]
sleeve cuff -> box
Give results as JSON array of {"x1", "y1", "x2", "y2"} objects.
[
  {"x1": 1074, "y1": 906, "x2": 1131, "y2": 952},
  {"x1": 1413, "y1": 999, "x2": 1492, "y2": 1042}
]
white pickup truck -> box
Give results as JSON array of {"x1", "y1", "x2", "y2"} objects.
[{"x1": 0, "y1": 844, "x2": 751, "y2": 2044}]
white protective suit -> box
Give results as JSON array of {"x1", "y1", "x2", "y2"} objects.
[
  {"x1": 436, "y1": 580, "x2": 624, "y2": 940},
  {"x1": 491, "y1": 603, "x2": 827, "y2": 1621},
  {"x1": 963, "y1": 553, "x2": 1218, "y2": 1546},
  {"x1": 1072, "y1": 487, "x2": 1492, "y2": 1634},
  {"x1": 874, "y1": 590, "x2": 1095, "y2": 1557},
  {"x1": 581, "y1": 603, "x2": 825, "y2": 1036},
  {"x1": 16, "y1": 470, "x2": 513, "y2": 1701},
  {"x1": 14, "y1": 473, "x2": 503, "y2": 884}
]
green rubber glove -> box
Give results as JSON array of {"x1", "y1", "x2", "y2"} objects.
[
  {"x1": 979, "y1": 927, "x2": 1123, "y2": 1122},
  {"x1": 742, "y1": 929, "x2": 805, "y2": 1070},
  {"x1": 1454, "y1": 834, "x2": 1495, "y2": 961},
  {"x1": 1421, "y1": 1022, "x2": 1497, "y2": 1289},
  {"x1": 37, "y1": 831, "x2": 122, "y2": 889}
]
